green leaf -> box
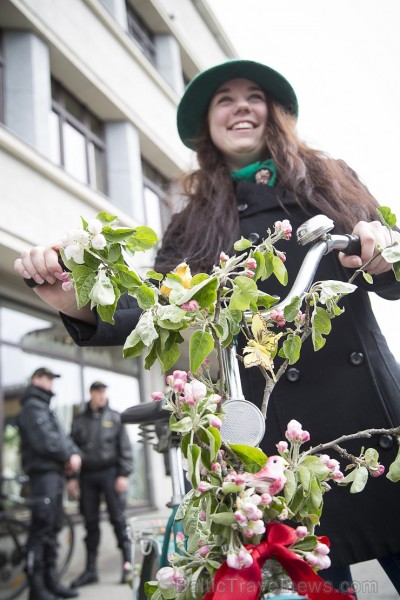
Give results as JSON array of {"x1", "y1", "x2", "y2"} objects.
[
  {"x1": 170, "y1": 416, "x2": 193, "y2": 434},
  {"x1": 107, "y1": 243, "x2": 121, "y2": 263},
  {"x1": 255, "y1": 292, "x2": 280, "y2": 309},
  {"x1": 233, "y1": 236, "x2": 252, "y2": 251},
  {"x1": 392, "y1": 262, "x2": 400, "y2": 282},
  {"x1": 156, "y1": 305, "x2": 187, "y2": 330},
  {"x1": 144, "y1": 340, "x2": 159, "y2": 370},
  {"x1": 252, "y1": 251, "x2": 265, "y2": 281},
  {"x1": 187, "y1": 444, "x2": 201, "y2": 488},
  {"x1": 261, "y1": 252, "x2": 274, "y2": 280},
  {"x1": 364, "y1": 448, "x2": 379, "y2": 468},
  {"x1": 377, "y1": 206, "x2": 397, "y2": 229},
  {"x1": 72, "y1": 266, "x2": 97, "y2": 309},
  {"x1": 96, "y1": 211, "x2": 118, "y2": 226},
  {"x1": 300, "y1": 456, "x2": 331, "y2": 481},
  {"x1": 127, "y1": 226, "x2": 158, "y2": 252},
  {"x1": 157, "y1": 340, "x2": 181, "y2": 371},
  {"x1": 299, "y1": 465, "x2": 311, "y2": 495},
  {"x1": 284, "y1": 296, "x2": 303, "y2": 322},
  {"x1": 146, "y1": 269, "x2": 163, "y2": 281},
  {"x1": 228, "y1": 444, "x2": 267, "y2": 473},
  {"x1": 309, "y1": 473, "x2": 323, "y2": 510},
  {"x1": 123, "y1": 329, "x2": 146, "y2": 358},
  {"x1": 135, "y1": 284, "x2": 157, "y2": 310},
  {"x1": 272, "y1": 255, "x2": 288, "y2": 285},
  {"x1": 136, "y1": 311, "x2": 158, "y2": 346},
  {"x1": 381, "y1": 243, "x2": 400, "y2": 264},
  {"x1": 363, "y1": 272, "x2": 374, "y2": 284},
  {"x1": 312, "y1": 306, "x2": 332, "y2": 335},
  {"x1": 284, "y1": 469, "x2": 297, "y2": 503},
  {"x1": 318, "y1": 280, "x2": 357, "y2": 301},
  {"x1": 143, "y1": 581, "x2": 159, "y2": 600},
  {"x1": 209, "y1": 512, "x2": 236, "y2": 525},
  {"x1": 293, "y1": 535, "x2": 318, "y2": 552},
  {"x1": 387, "y1": 448, "x2": 400, "y2": 482},
  {"x1": 189, "y1": 330, "x2": 214, "y2": 373},
  {"x1": 350, "y1": 466, "x2": 369, "y2": 493},
  {"x1": 229, "y1": 276, "x2": 258, "y2": 311},
  {"x1": 114, "y1": 264, "x2": 142, "y2": 288},
  {"x1": 102, "y1": 226, "x2": 135, "y2": 242},
  {"x1": 282, "y1": 334, "x2": 302, "y2": 365}
]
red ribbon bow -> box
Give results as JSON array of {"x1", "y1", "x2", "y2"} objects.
[{"x1": 203, "y1": 522, "x2": 355, "y2": 600}]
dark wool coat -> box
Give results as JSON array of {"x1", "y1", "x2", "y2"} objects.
[{"x1": 62, "y1": 181, "x2": 400, "y2": 567}]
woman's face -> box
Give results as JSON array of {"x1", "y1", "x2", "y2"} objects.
[{"x1": 208, "y1": 78, "x2": 268, "y2": 170}]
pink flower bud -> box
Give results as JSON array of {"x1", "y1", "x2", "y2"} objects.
[
  {"x1": 173, "y1": 370, "x2": 187, "y2": 382},
  {"x1": 301, "y1": 430, "x2": 310, "y2": 442},
  {"x1": 331, "y1": 470, "x2": 344, "y2": 480},
  {"x1": 295, "y1": 526, "x2": 308, "y2": 538},
  {"x1": 370, "y1": 464, "x2": 385, "y2": 477},
  {"x1": 246, "y1": 258, "x2": 257, "y2": 270},
  {"x1": 61, "y1": 280, "x2": 74, "y2": 292},
  {"x1": 197, "y1": 481, "x2": 210, "y2": 493},
  {"x1": 209, "y1": 416, "x2": 222, "y2": 429},
  {"x1": 260, "y1": 493, "x2": 272, "y2": 505},
  {"x1": 176, "y1": 531, "x2": 185, "y2": 545},
  {"x1": 209, "y1": 394, "x2": 221, "y2": 404},
  {"x1": 243, "y1": 269, "x2": 255, "y2": 278},
  {"x1": 173, "y1": 378, "x2": 185, "y2": 393},
  {"x1": 199, "y1": 510, "x2": 207, "y2": 521},
  {"x1": 276, "y1": 441, "x2": 288, "y2": 453},
  {"x1": 220, "y1": 252, "x2": 229, "y2": 263},
  {"x1": 211, "y1": 463, "x2": 221, "y2": 473},
  {"x1": 191, "y1": 380, "x2": 207, "y2": 401},
  {"x1": 166, "y1": 375, "x2": 174, "y2": 387},
  {"x1": 234, "y1": 510, "x2": 247, "y2": 523},
  {"x1": 198, "y1": 545, "x2": 210, "y2": 558},
  {"x1": 315, "y1": 542, "x2": 330, "y2": 556},
  {"x1": 151, "y1": 392, "x2": 164, "y2": 401}
]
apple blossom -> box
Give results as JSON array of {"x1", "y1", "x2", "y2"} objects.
[
  {"x1": 198, "y1": 545, "x2": 210, "y2": 558},
  {"x1": 64, "y1": 243, "x2": 85, "y2": 265},
  {"x1": 91, "y1": 233, "x2": 107, "y2": 250},
  {"x1": 219, "y1": 251, "x2": 229, "y2": 263},
  {"x1": 246, "y1": 257, "x2": 257, "y2": 270},
  {"x1": 191, "y1": 379, "x2": 207, "y2": 401},
  {"x1": 151, "y1": 392, "x2": 164, "y2": 401},
  {"x1": 87, "y1": 218, "x2": 103, "y2": 235},
  {"x1": 370, "y1": 464, "x2": 385, "y2": 477}
]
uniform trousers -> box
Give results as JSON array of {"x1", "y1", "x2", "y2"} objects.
[
  {"x1": 27, "y1": 471, "x2": 64, "y2": 571},
  {"x1": 79, "y1": 466, "x2": 130, "y2": 559}
]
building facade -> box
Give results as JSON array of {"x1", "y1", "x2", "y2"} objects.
[{"x1": 0, "y1": 0, "x2": 237, "y2": 510}]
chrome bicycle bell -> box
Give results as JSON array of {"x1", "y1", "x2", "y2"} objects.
[{"x1": 296, "y1": 214, "x2": 334, "y2": 246}]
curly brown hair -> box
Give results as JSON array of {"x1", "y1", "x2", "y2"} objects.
[{"x1": 155, "y1": 98, "x2": 378, "y2": 275}]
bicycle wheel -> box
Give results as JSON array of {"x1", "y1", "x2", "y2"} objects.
[
  {"x1": 0, "y1": 516, "x2": 29, "y2": 600},
  {"x1": 56, "y1": 512, "x2": 74, "y2": 577}
]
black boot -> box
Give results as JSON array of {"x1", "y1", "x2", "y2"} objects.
[
  {"x1": 28, "y1": 572, "x2": 62, "y2": 600},
  {"x1": 70, "y1": 554, "x2": 98, "y2": 588},
  {"x1": 45, "y1": 569, "x2": 79, "y2": 598}
]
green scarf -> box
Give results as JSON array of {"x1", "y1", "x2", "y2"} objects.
[{"x1": 231, "y1": 159, "x2": 277, "y2": 186}]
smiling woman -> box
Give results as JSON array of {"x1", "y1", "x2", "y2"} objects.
[{"x1": 14, "y1": 57, "x2": 400, "y2": 595}]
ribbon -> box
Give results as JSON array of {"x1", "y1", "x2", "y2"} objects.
[{"x1": 203, "y1": 522, "x2": 355, "y2": 600}]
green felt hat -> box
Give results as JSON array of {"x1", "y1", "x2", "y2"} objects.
[{"x1": 177, "y1": 59, "x2": 298, "y2": 149}]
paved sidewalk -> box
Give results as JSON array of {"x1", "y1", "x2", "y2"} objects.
[{"x1": 20, "y1": 517, "x2": 399, "y2": 600}]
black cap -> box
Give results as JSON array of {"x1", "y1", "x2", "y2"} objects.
[
  {"x1": 32, "y1": 367, "x2": 61, "y2": 379},
  {"x1": 90, "y1": 381, "x2": 108, "y2": 391}
]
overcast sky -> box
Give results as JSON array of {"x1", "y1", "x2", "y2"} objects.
[{"x1": 207, "y1": 0, "x2": 400, "y2": 356}]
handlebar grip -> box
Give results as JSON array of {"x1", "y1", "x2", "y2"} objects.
[
  {"x1": 23, "y1": 256, "x2": 67, "y2": 289},
  {"x1": 341, "y1": 235, "x2": 361, "y2": 256}
]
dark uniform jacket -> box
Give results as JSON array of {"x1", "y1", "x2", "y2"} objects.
[
  {"x1": 61, "y1": 181, "x2": 400, "y2": 567},
  {"x1": 18, "y1": 384, "x2": 77, "y2": 475},
  {"x1": 71, "y1": 402, "x2": 133, "y2": 476}
]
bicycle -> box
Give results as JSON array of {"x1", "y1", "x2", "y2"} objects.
[
  {"x1": 0, "y1": 474, "x2": 75, "y2": 600},
  {"x1": 121, "y1": 214, "x2": 361, "y2": 599}
]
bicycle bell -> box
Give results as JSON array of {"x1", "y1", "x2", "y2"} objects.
[{"x1": 296, "y1": 214, "x2": 334, "y2": 246}]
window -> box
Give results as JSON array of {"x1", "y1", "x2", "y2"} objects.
[
  {"x1": 126, "y1": 3, "x2": 156, "y2": 64},
  {"x1": 50, "y1": 80, "x2": 107, "y2": 193},
  {"x1": 142, "y1": 160, "x2": 171, "y2": 240}
]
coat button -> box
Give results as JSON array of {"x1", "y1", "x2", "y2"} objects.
[
  {"x1": 286, "y1": 367, "x2": 300, "y2": 383},
  {"x1": 248, "y1": 232, "x2": 260, "y2": 244},
  {"x1": 378, "y1": 434, "x2": 394, "y2": 450},
  {"x1": 349, "y1": 352, "x2": 364, "y2": 366},
  {"x1": 237, "y1": 203, "x2": 248, "y2": 212}
]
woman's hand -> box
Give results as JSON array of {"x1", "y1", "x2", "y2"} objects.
[
  {"x1": 338, "y1": 220, "x2": 400, "y2": 275},
  {"x1": 14, "y1": 244, "x2": 96, "y2": 323}
]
